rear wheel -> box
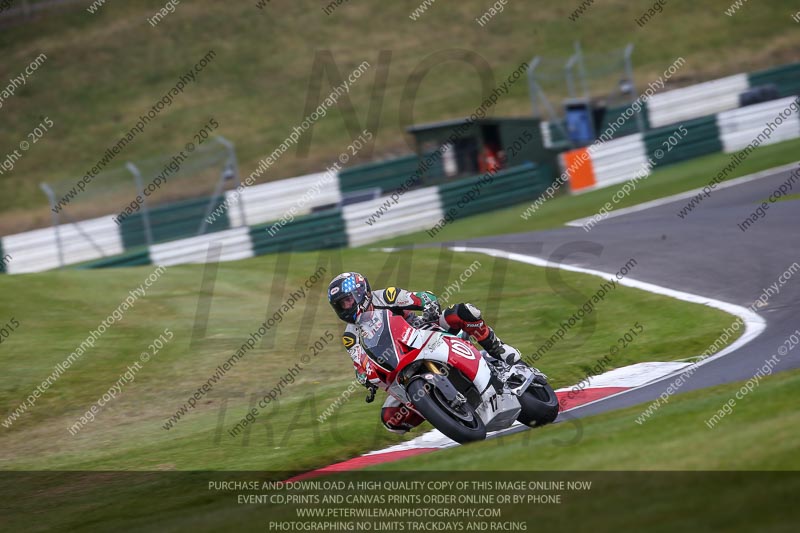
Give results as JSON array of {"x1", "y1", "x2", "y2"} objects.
[
  {"x1": 407, "y1": 378, "x2": 486, "y2": 444},
  {"x1": 517, "y1": 383, "x2": 559, "y2": 427}
]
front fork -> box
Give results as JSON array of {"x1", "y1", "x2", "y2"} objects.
[{"x1": 425, "y1": 360, "x2": 444, "y2": 375}]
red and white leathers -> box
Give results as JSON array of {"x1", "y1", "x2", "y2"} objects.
[{"x1": 340, "y1": 287, "x2": 521, "y2": 434}]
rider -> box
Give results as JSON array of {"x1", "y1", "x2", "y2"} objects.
[{"x1": 327, "y1": 271, "x2": 521, "y2": 435}]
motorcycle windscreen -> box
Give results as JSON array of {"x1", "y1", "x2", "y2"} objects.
[{"x1": 358, "y1": 309, "x2": 400, "y2": 372}]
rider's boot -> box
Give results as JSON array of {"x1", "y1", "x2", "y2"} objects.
[{"x1": 478, "y1": 328, "x2": 522, "y2": 365}]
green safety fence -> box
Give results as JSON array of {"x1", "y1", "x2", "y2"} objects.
[
  {"x1": 644, "y1": 115, "x2": 722, "y2": 169},
  {"x1": 598, "y1": 104, "x2": 649, "y2": 139},
  {"x1": 0, "y1": 239, "x2": 7, "y2": 274},
  {"x1": 438, "y1": 163, "x2": 552, "y2": 219},
  {"x1": 119, "y1": 195, "x2": 229, "y2": 250},
  {"x1": 78, "y1": 249, "x2": 152, "y2": 269},
  {"x1": 749, "y1": 62, "x2": 800, "y2": 99},
  {"x1": 249, "y1": 209, "x2": 347, "y2": 255},
  {"x1": 338, "y1": 152, "x2": 444, "y2": 194}
]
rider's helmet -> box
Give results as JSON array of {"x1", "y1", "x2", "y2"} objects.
[{"x1": 328, "y1": 272, "x2": 372, "y2": 324}]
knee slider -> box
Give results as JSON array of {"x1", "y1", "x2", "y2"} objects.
[{"x1": 381, "y1": 407, "x2": 396, "y2": 425}]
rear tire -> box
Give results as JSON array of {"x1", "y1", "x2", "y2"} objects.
[
  {"x1": 517, "y1": 383, "x2": 559, "y2": 427},
  {"x1": 407, "y1": 378, "x2": 486, "y2": 444}
]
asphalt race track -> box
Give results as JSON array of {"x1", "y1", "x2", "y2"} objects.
[{"x1": 457, "y1": 164, "x2": 800, "y2": 422}]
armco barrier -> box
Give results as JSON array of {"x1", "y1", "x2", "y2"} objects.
[
  {"x1": 79, "y1": 249, "x2": 152, "y2": 269},
  {"x1": 640, "y1": 62, "x2": 800, "y2": 130},
  {"x1": 119, "y1": 195, "x2": 229, "y2": 250},
  {"x1": 596, "y1": 104, "x2": 647, "y2": 139},
  {"x1": 540, "y1": 62, "x2": 800, "y2": 145},
  {"x1": 565, "y1": 134, "x2": 650, "y2": 193},
  {"x1": 338, "y1": 152, "x2": 444, "y2": 194},
  {"x1": 84, "y1": 210, "x2": 349, "y2": 268},
  {"x1": 343, "y1": 186, "x2": 443, "y2": 247},
  {"x1": 225, "y1": 171, "x2": 341, "y2": 228},
  {"x1": 4, "y1": 62, "x2": 799, "y2": 274},
  {"x1": 749, "y1": 63, "x2": 800, "y2": 100},
  {"x1": 0, "y1": 168, "x2": 342, "y2": 273},
  {"x1": 250, "y1": 209, "x2": 347, "y2": 255},
  {"x1": 564, "y1": 116, "x2": 725, "y2": 193},
  {"x1": 645, "y1": 74, "x2": 750, "y2": 129},
  {"x1": 645, "y1": 115, "x2": 721, "y2": 169},
  {"x1": 149, "y1": 226, "x2": 254, "y2": 267},
  {"x1": 2, "y1": 215, "x2": 124, "y2": 274},
  {"x1": 717, "y1": 96, "x2": 800, "y2": 153},
  {"x1": 438, "y1": 163, "x2": 550, "y2": 217},
  {"x1": 564, "y1": 95, "x2": 800, "y2": 193},
  {"x1": 540, "y1": 121, "x2": 564, "y2": 149},
  {"x1": 0, "y1": 240, "x2": 7, "y2": 274}
]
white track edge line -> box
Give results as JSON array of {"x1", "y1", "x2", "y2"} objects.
[
  {"x1": 450, "y1": 246, "x2": 767, "y2": 412},
  {"x1": 362, "y1": 244, "x2": 767, "y2": 455}
]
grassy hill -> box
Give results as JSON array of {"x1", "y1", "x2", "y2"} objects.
[{"x1": 1, "y1": 0, "x2": 799, "y2": 233}]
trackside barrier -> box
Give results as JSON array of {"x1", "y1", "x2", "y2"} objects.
[
  {"x1": 595, "y1": 104, "x2": 647, "y2": 139},
  {"x1": 0, "y1": 240, "x2": 8, "y2": 273},
  {"x1": 338, "y1": 152, "x2": 444, "y2": 194},
  {"x1": 564, "y1": 134, "x2": 650, "y2": 193},
  {"x1": 645, "y1": 74, "x2": 749, "y2": 129},
  {"x1": 541, "y1": 63, "x2": 800, "y2": 146},
  {"x1": 564, "y1": 97, "x2": 800, "y2": 193},
  {"x1": 748, "y1": 63, "x2": 800, "y2": 100},
  {"x1": 438, "y1": 163, "x2": 551, "y2": 216},
  {"x1": 119, "y1": 195, "x2": 229, "y2": 250},
  {"x1": 645, "y1": 115, "x2": 721, "y2": 169},
  {"x1": 79, "y1": 249, "x2": 152, "y2": 269},
  {"x1": 82, "y1": 210, "x2": 349, "y2": 269},
  {"x1": 225, "y1": 171, "x2": 341, "y2": 228},
  {"x1": 2, "y1": 215, "x2": 123, "y2": 274},
  {"x1": 343, "y1": 186, "x2": 444, "y2": 247},
  {"x1": 148, "y1": 227, "x2": 254, "y2": 267},
  {"x1": 639, "y1": 63, "x2": 800, "y2": 130},
  {"x1": 717, "y1": 96, "x2": 800, "y2": 153},
  {"x1": 249, "y1": 209, "x2": 348, "y2": 255},
  {"x1": 4, "y1": 62, "x2": 799, "y2": 274}
]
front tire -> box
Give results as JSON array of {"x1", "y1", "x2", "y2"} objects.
[
  {"x1": 407, "y1": 378, "x2": 486, "y2": 444},
  {"x1": 517, "y1": 383, "x2": 559, "y2": 427}
]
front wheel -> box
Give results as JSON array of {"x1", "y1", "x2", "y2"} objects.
[
  {"x1": 407, "y1": 378, "x2": 486, "y2": 444},
  {"x1": 517, "y1": 383, "x2": 559, "y2": 427}
]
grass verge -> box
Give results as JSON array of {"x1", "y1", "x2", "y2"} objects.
[
  {"x1": 0, "y1": 247, "x2": 738, "y2": 471},
  {"x1": 373, "y1": 367, "x2": 800, "y2": 471},
  {"x1": 2, "y1": 369, "x2": 797, "y2": 531}
]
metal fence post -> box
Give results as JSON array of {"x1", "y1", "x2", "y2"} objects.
[
  {"x1": 565, "y1": 54, "x2": 577, "y2": 99},
  {"x1": 126, "y1": 162, "x2": 154, "y2": 247},
  {"x1": 526, "y1": 56, "x2": 541, "y2": 117},
  {"x1": 214, "y1": 135, "x2": 246, "y2": 227},
  {"x1": 39, "y1": 182, "x2": 65, "y2": 268},
  {"x1": 575, "y1": 41, "x2": 590, "y2": 100},
  {"x1": 624, "y1": 43, "x2": 646, "y2": 134}
]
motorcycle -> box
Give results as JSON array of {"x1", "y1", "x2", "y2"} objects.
[{"x1": 357, "y1": 308, "x2": 559, "y2": 444}]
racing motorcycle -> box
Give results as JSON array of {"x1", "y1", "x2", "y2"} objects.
[{"x1": 357, "y1": 308, "x2": 559, "y2": 444}]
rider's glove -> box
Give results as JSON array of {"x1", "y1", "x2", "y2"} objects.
[
  {"x1": 408, "y1": 315, "x2": 427, "y2": 329},
  {"x1": 421, "y1": 300, "x2": 442, "y2": 324},
  {"x1": 355, "y1": 370, "x2": 368, "y2": 386},
  {"x1": 365, "y1": 384, "x2": 377, "y2": 403}
]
